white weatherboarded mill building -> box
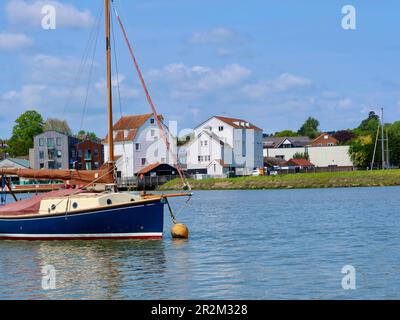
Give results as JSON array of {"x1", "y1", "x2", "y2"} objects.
[
  {"x1": 186, "y1": 116, "x2": 264, "y2": 176},
  {"x1": 104, "y1": 114, "x2": 174, "y2": 178}
]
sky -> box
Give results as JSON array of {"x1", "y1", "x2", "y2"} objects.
[{"x1": 0, "y1": 0, "x2": 399, "y2": 138}]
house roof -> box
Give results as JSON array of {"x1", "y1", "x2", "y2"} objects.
[
  {"x1": 309, "y1": 133, "x2": 339, "y2": 145},
  {"x1": 263, "y1": 136, "x2": 310, "y2": 148},
  {"x1": 196, "y1": 116, "x2": 262, "y2": 131},
  {"x1": 136, "y1": 162, "x2": 177, "y2": 175},
  {"x1": 0, "y1": 158, "x2": 30, "y2": 168},
  {"x1": 286, "y1": 158, "x2": 315, "y2": 167},
  {"x1": 207, "y1": 159, "x2": 230, "y2": 168},
  {"x1": 214, "y1": 116, "x2": 262, "y2": 131},
  {"x1": 104, "y1": 114, "x2": 163, "y2": 143},
  {"x1": 185, "y1": 130, "x2": 232, "y2": 150}
]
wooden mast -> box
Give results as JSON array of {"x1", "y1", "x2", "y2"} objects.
[{"x1": 105, "y1": 0, "x2": 114, "y2": 164}]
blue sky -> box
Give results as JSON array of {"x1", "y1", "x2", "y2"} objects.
[{"x1": 0, "y1": 0, "x2": 399, "y2": 138}]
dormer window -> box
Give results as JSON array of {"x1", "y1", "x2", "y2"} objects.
[
  {"x1": 124, "y1": 130, "x2": 129, "y2": 139},
  {"x1": 324, "y1": 135, "x2": 329, "y2": 140}
]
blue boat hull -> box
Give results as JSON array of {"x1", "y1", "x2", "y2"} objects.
[{"x1": 0, "y1": 200, "x2": 165, "y2": 240}]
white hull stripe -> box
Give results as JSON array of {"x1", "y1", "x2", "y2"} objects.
[{"x1": 0, "y1": 233, "x2": 163, "y2": 238}]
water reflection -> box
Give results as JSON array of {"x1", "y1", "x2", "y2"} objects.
[{"x1": 0, "y1": 240, "x2": 166, "y2": 300}]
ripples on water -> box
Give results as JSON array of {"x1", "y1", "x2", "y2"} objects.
[{"x1": 1, "y1": 187, "x2": 400, "y2": 299}]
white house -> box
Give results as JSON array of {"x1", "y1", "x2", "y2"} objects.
[
  {"x1": 186, "y1": 116, "x2": 264, "y2": 175},
  {"x1": 264, "y1": 146, "x2": 354, "y2": 168},
  {"x1": 104, "y1": 114, "x2": 174, "y2": 178}
]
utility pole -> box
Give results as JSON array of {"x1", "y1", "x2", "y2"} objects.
[
  {"x1": 381, "y1": 108, "x2": 385, "y2": 170},
  {"x1": 386, "y1": 127, "x2": 390, "y2": 169}
]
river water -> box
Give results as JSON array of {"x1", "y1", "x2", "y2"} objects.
[{"x1": 0, "y1": 187, "x2": 400, "y2": 300}]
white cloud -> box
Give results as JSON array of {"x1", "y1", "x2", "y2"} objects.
[
  {"x1": 242, "y1": 73, "x2": 312, "y2": 99},
  {"x1": 0, "y1": 32, "x2": 34, "y2": 51},
  {"x1": 2, "y1": 84, "x2": 47, "y2": 107},
  {"x1": 95, "y1": 74, "x2": 140, "y2": 99},
  {"x1": 337, "y1": 98, "x2": 353, "y2": 109},
  {"x1": 6, "y1": 0, "x2": 94, "y2": 29},
  {"x1": 23, "y1": 54, "x2": 84, "y2": 83},
  {"x1": 189, "y1": 28, "x2": 238, "y2": 44},
  {"x1": 148, "y1": 63, "x2": 251, "y2": 100}
]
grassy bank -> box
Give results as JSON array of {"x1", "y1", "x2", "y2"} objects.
[{"x1": 159, "y1": 170, "x2": 400, "y2": 191}]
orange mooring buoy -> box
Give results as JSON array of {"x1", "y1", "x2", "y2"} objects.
[{"x1": 171, "y1": 223, "x2": 189, "y2": 239}]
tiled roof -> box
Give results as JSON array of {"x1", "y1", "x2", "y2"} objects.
[
  {"x1": 214, "y1": 116, "x2": 262, "y2": 131},
  {"x1": 137, "y1": 162, "x2": 161, "y2": 175},
  {"x1": 104, "y1": 114, "x2": 163, "y2": 143},
  {"x1": 286, "y1": 158, "x2": 314, "y2": 167}
]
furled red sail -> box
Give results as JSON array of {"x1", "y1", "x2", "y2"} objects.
[{"x1": 0, "y1": 164, "x2": 115, "y2": 185}]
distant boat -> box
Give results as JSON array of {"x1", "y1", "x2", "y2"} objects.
[{"x1": 0, "y1": 0, "x2": 190, "y2": 241}]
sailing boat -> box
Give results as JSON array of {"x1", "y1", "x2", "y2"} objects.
[{"x1": 0, "y1": 0, "x2": 190, "y2": 240}]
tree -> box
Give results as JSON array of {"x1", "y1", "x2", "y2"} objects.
[
  {"x1": 274, "y1": 130, "x2": 299, "y2": 137},
  {"x1": 354, "y1": 111, "x2": 380, "y2": 136},
  {"x1": 349, "y1": 135, "x2": 375, "y2": 168},
  {"x1": 298, "y1": 117, "x2": 320, "y2": 138},
  {"x1": 332, "y1": 130, "x2": 357, "y2": 145},
  {"x1": 388, "y1": 121, "x2": 400, "y2": 167},
  {"x1": 44, "y1": 118, "x2": 72, "y2": 135},
  {"x1": 8, "y1": 111, "x2": 44, "y2": 157},
  {"x1": 76, "y1": 130, "x2": 99, "y2": 142},
  {"x1": 293, "y1": 152, "x2": 310, "y2": 160}
]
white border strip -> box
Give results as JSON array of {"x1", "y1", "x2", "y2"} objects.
[{"x1": 0, "y1": 232, "x2": 163, "y2": 238}]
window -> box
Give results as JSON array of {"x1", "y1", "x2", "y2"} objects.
[
  {"x1": 135, "y1": 143, "x2": 140, "y2": 151},
  {"x1": 151, "y1": 129, "x2": 155, "y2": 137},
  {"x1": 39, "y1": 151, "x2": 44, "y2": 160},
  {"x1": 150, "y1": 118, "x2": 155, "y2": 124},
  {"x1": 48, "y1": 149, "x2": 56, "y2": 160},
  {"x1": 40, "y1": 163, "x2": 45, "y2": 169},
  {"x1": 328, "y1": 143, "x2": 334, "y2": 147},
  {"x1": 78, "y1": 149, "x2": 83, "y2": 157},
  {"x1": 218, "y1": 126, "x2": 224, "y2": 132},
  {"x1": 56, "y1": 137, "x2": 62, "y2": 146},
  {"x1": 198, "y1": 156, "x2": 201, "y2": 162},
  {"x1": 214, "y1": 164, "x2": 216, "y2": 172},
  {"x1": 141, "y1": 158, "x2": 146, "y2": 166},
  {"x1": 86, "y1": 162, "x2": 92, "y2": 170},
  {"x1": 57, "y1": 150, "x2": 62, "y2": 158},
  {"x1": 47, "y1": 138, "x2": 54, "y2": 148},
  {"x1": 39, "y1": 138, "x2": 44, "y2": 146},
  {"x1": 204, "y1": 141, "x2": 208, "y2": 146},
  {"x1": 94, "y1": 162, "x2": 99, "y2": 169},
  {"x1": 94, "y1": 148, "x2": 99, "y2": 157}
]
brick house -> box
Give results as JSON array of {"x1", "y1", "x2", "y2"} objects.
[
  {"x1": 74, "y1": 140, "x2": 104, "y2": 171},
  {"x1": 308, "y1": 133, "x2": 338, "y2": 147}
]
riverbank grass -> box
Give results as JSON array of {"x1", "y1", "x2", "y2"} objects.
[{"x1": 159, "y1": 170, "x2": 400, "y2": 190}]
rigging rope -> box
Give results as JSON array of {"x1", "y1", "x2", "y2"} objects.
[
  {"x1": 79, "y1": 6, "x2": 103, "y2": 131},
  {"x1": 62, "y1": 2, "x2": 104, "y2": 118},
  {"x1": 111, "y1": 2, "x2": 191, "y2": 191},
  {"x1": 110, "y1": 10, "x2": 129, "y2": 179}
]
